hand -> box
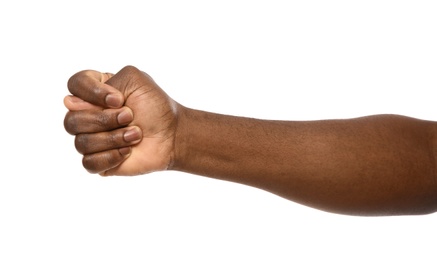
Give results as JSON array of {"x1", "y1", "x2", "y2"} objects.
[{"x1": 64, "y1": 66, "x2": 180, "y2": 176}]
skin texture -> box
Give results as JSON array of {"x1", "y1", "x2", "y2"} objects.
[
  {"x1": 64, "y1": 65, "x2": 437, "y2": 216},
  {"x1": 65, "y1": 67, "x2": 177, "y2": 176}
]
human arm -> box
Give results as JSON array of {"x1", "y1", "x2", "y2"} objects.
[
  {"x1": 64, "y1": 66, "x2": 437, "y2": 216},
  {"x1": 173, "y1": 109, "x2": 437, "y2": 216}
]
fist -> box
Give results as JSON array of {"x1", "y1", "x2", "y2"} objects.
[{"x1": 64, "y1": 66, "x2": 180, "y2": 176}]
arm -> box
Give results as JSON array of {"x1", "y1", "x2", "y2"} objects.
[
  {"x1": 173, "y1": 108, "x2": 437, "y2": 216},
  {"x1": 64, "y1": 66, "x2": 437, "y2": 216}
]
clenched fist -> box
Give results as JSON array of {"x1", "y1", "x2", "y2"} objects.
[{"x1": 64, "y1": 66, "x2": 180, "y2": 176}]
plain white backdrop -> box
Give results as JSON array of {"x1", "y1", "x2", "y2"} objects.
[{"x1": 1, "y1": 1, "x2": 436, "y2": 259}]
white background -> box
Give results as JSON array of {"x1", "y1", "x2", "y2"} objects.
[{"x1": 1, "y1": 1, "x2": 436, "y2": 259}]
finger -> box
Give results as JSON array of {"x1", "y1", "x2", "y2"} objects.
[
  {"x1": 67, "y1": 70, "x2": 123, "y2": 108},
  {"x1": 75, "y1": 126, "x2": 142, "y2": 154},
  {"x1": 64, "y1": 95, "x2": 100, "y2": 111},
  {"x1": 82, "y1": 147, "x2": 131, "y2": 173},
  {"x1": 64, "y1": 107, "x2": 134, "y2": 135},
  {"x1": 100, "y1": 72, "x2": 114, "y2": 83}
]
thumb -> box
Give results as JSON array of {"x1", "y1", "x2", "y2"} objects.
[{"x1": 63, "y1": 95, "x2": 101, "y2": 111}]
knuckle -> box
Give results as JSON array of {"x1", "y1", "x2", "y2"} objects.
[
  {"x1": 64, "y1": 111, "x2": 78, "y2": 135},
  {"x1": 67, "y1": 73, "x2": 79, "y2": 93},
  {"x1": 121, "y1": 65, "x2": 144, "y2": 83},
  {"x1": 106, "y1": 131, "x2": 120, "y2": 147},
  {"x1": 82, "y1": 150, "x2": 122, "y2": 173},
  {"x1": 82, "y1": 155, "x2": 98, "y2": 173},
  {"x1": 74, "y1": 134, "x2": 89, "y2": 154},
  {"x1": 96, "y1": 111, "x2": 113, "y2": 128},
  {"x1": 68, "y1": 70, "x2": 107, "y2": 106},
  {"x1": 121, "y1": 65, "x2": 140, "y2": 75},
  {"x1": 90, "y1": 80, "x2": 105, "y2": 97},
  {"x1": 67, "y1": 70, "x2": 87, "y2": 94}
]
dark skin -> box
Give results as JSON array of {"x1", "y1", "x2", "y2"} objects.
[{"x1": 64, "y1": 65, "x2": 437, "y2": 216}]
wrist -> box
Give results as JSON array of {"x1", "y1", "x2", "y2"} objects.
[{"x1": 169, "y1": 104, "x2": 191, "y2": 171}]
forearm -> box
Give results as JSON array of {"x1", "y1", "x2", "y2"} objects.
[{"x1": 172, "y1": 107, "x2": 437, "y2": 216}]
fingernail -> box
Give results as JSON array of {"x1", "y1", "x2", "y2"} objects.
[
  {"x1": 117, "y1": 109, "x2": 133, "y2": 125},
  {"x1": 119, "y1": 147, "x2": 131, "y2": 156},
  {"x1": 106, "y1": 94, "x2": 123, "y2": 108},
  {"x1": 124, "y1": 128, "x2": 141, "y2": 142}
]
